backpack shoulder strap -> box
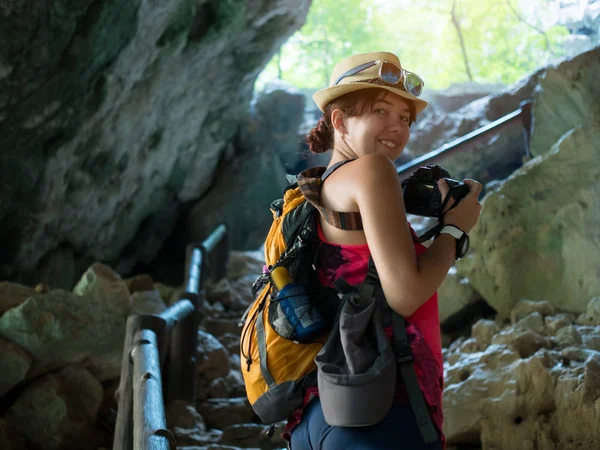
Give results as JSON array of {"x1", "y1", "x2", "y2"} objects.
[
  {"x1": 359, "y1": 258, "x2": 439, "y2": 444},
  {"x1": 297, "y1": 162, "x2": 363, "y2": 231}
]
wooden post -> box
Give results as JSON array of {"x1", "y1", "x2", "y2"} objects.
[
  {"x1": 113, "y1": 315, "x2": 141, "y2": 450},
  {"x1": 131, "y1": 328, "x2": 174, "y2": 450}
]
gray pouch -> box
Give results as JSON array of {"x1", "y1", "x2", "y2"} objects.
[{"x1": 314, "y1": 293, "x2": 396, "y2": 427}]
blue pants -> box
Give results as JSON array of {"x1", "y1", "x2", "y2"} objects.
[{"x1": 290, "y1": 398, "x2": 443, "y2": 450}]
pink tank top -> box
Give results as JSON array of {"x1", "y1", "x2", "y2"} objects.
[{"x1": 315, "y1": 221, "x2": 443, "y2": 373}]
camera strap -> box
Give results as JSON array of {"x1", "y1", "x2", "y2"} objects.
[{"x1": 414, "y1": 195, "x2": 460, "y2": 243}]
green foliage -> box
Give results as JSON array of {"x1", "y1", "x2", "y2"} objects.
[{"x1": 256, "y1": 0, "x2": 570, "y2": 92}]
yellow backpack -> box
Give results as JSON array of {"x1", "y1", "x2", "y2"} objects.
[{"x1": 239, "y1": 183, "x2": 338, "y2": 425}]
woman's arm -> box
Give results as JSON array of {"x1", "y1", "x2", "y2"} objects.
[{"x1": 347, "y1": 154, "x2": 481, "y2": 316}]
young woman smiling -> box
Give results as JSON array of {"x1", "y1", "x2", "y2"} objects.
[{"x1": 286, "y1": 51, "x2": 483, "y2": 450}]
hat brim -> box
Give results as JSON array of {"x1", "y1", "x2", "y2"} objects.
[{"x1": 312, "y1": 83, "x2": 428, "y2": 114}]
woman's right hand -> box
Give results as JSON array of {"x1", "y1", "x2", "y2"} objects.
[{"x1": 437, "y1": 178, "x2": 483, "y2": 233}]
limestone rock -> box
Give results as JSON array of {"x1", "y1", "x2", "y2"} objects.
[
  {"x1": 444, "y1": 302, "x2": 600, "y2": 449},
  {"x1": 0, "y1": 282, "x2": 36, "y2": 315},
  {"x1": 203, "y1": 318, "x2": 242, "y2": 338},
  {"x1": 544, "y1": 313, "x2": 576, "y2": 335},
  {"x1": 0, "y1": 339, "x2": 32, "y2": 397},
  {"x1": 0, "y1": 0, "x2": 312, "y2": 283},
  {"x1": 197, "y1": 398, "x2": 256, "y2": 429},
  {"x1": 196, "y1": 330, "x2": 230, "y2": 384},
  {"x1": 0, "y1": 264, "x2": 131, "y2": 372},
  {"x1": 166, "y1": 400, "x2": 223, "y2": 447},
  {"x1": 471, "y1": 319, "x2": 500, "y2": 350},
  {"x1": 529, "y1": 51, "x2": 600, "y2": 158},
  {"x1": 4, "y1": 365, "x2": 103, "y2": 450},
  {"x1": 580, "y1": 296, "x2": 600, "y2": 325},
  {"x1": 438, "y1": 267, "x2": 481, "y2": 324},
  {"x1": 131, "y1": 289, "x2": 167, "y2": 315},
  {"x1": 510, "y1": 300, "x2": 556, "y2": 324},
  {"x1": 457, "y1": 123, "x2": 600, "y2": 318}
]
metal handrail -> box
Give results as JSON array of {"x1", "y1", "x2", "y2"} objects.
[
  {"x1": 113, "y1": 224, "x2": 229, "y2": 450},
  {"x1": 397, "y1": 99, "x2": 533, "y2": 182}
]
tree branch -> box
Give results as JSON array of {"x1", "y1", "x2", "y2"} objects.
[
  {"x1": 506, "y1": 0, "x2": 556, "y2": 56},
  {"x1": 451, "y1": 0, "x2": 473, "y2": 81}
]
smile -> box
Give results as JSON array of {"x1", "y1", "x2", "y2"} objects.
[{"x1": 379, "y1": 140, "x2": 397, "y2": 148}]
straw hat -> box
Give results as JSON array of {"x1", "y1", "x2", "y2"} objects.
[{"x1": 312, "y1": 51, "x2": 428, "y2": 114}]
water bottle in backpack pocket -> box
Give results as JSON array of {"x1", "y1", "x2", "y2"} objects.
[{"x1": 268, "y1": 266, "x2": 328, "y2": 343}]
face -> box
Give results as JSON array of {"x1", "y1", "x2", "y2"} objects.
[{"x1": 334, "y1": 92, "x2": 412, "y2": 161}]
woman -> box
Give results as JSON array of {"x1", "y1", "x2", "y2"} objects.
[{"x1": 287, "y1": 52, "x2": 482, "y2": 449}]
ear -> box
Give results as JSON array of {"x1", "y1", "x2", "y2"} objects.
[{"x1": 330, "y1": 108, "x2": 346, "y2": 134}]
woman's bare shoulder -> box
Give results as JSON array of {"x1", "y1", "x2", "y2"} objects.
[{"x1": 341, "y1": 154, "x2": 401, "y2": 195}]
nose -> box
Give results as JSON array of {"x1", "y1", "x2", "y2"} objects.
[{"x1": 389, "y1": 118, "x2": 409, "y2": 133}]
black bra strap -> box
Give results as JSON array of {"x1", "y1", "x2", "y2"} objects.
[{"x1": 321, "y1": 159, "x2": 356, "y2": 182}]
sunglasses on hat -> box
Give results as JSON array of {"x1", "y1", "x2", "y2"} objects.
[{"x1": 333, "y1": 59, "x2": 425, "y2": 98}]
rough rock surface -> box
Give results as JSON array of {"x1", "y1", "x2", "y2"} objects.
[
  {"x1": 0, "y1": 263, "x2": 132, "y2": 373},
  {"x1": 444, "y1": 299, "x2": 600, "y2": 450},
  {"x1": 4, "y1": 365, "x2": 104, "y2": 450},
  {"x1": 404, "y1": 47, "x2": 600, "y2": 187},
  {"x1": 0, "y1": 0, "x2": 312, "y2": 286},
  {"x1": 457, "y1": 123, "x2": 600, "y2": 317}
]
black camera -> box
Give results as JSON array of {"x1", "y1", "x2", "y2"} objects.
[{"x1": 402, "y1": 164, "x2": 470, "y2": 218}]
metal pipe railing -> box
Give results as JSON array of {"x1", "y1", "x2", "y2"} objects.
[
  {"x1": 113, "y1": 224, "x2": 229, "y2": 450},
  {"x1": 397, "y1": 99, "x2": 533, "y2": 182}
]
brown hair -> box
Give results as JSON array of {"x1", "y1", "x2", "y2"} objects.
[{"x1": 307, "y1": 88, "x2": 417, "y2": 154}]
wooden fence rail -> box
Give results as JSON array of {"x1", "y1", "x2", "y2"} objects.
[{"x1": 113, "y1": 224, "x2": 229, "y2": 450}]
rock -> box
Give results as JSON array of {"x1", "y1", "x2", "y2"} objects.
[
  {"x1": 529, "y1": 51, "x2": 600, "y2": 159},
  {"x1": 444, "y1": 344, "x2": 522, "y2": 442},
  {"x1": 208, "y1": 370, "x2": 246, "y2": 399},
  {"x1": 0, "y1": 0, "x2": 312, "y2": 283},
  {"x1": 247, "y1": 80, "x2": 307, "y2": 170},
  {"x1": 471, "y1": 319, "x2": 500, "y2": 350},
  {"x1": 581, "y1": 297, "x2": 600, "y2": 325},
  {"x1": 166, "y1": 400, "x2": 223, "y2": 447},
  {"x1": 154, "y1": 282, "x2": 183, "y2": 307},
  {"x1": 206, "y1": 279, "x2": 249, "y2": 311},
  {"x1": 0, "y1": 263, "x2": 132, "y2": 373},
  {"x1": 196, "y1": 330, "x2": 230, "y2": 384},
  {"x1": 131, "y1": 289, "x2": 167, "y2": 315},
  {"x1": 555, "y1": 325, "x2": 583, "y2": 347},
  {"x1": 438, "y1": 267, "x2": 481, "y2": 324},
  {"x1": 0, "y1": 339, "x2": 32, "y2": 397},
  {"x1": 197, "y1": 398, "x2": 256, "y2": 429},
  {"x1": 124, "y1": 274, "x2": 155, "y2": 294},
  {"x1": 491, "y1": 328, "x2": 552, "y2": 359},
  {"x1": 445, "y1": 298, "x2": 600, "y2": 449},
  {"x1": 227, "y1": 251, "x2": 265, "y2": 282},
  {"x1": 4, "y1": 365, "x2": 103, "y2": 450},
  {"x1": 514, "y1": 312, "x2": 546, "y2": 335},
  {"x1": 582, "y1": 353, "x2": 600, "y2": 402},
  {"x1": 510, "y1": 300, "x2": 556, "y2": 324},
  {"x1": 457, "y1": 123, "x2": 600, "y2": 318},
  {"x1": 0, "y1": 282, "x2": 36, "y2": 315},
  {"x1": 203, "y1": 318, "x2": 242, "y2": 338},
  {"x1": 183, "y1": 141, "x2": 289, "y2": 252},
  {"x1": 544, "y1": 313, "x2": 575, "y2": 335},
  {"x1": 219, "y1": 333, "x2": 241, "y2": 356}
]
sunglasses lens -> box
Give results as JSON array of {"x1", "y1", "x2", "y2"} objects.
[
  {"x1": 380, "y1": 62, "x2": 402, "y2": 85},
  {"x1": 404, "y1": 72, "x2": 423, "y2": 97}
]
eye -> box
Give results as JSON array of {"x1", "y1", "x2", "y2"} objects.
[{"x1": 399, "y1": 116, "x2": 410, "y2": 123}]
